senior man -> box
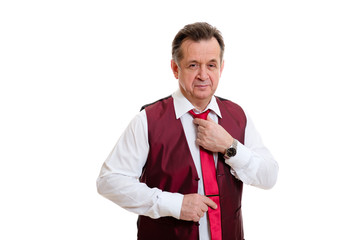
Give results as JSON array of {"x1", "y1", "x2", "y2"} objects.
[{"x1": 97, "y1": 22, "x2": 279, "y2": 240}]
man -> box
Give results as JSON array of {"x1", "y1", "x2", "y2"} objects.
[{"x1": 97, "y1": 22, "x2": 278, "y2": 240}]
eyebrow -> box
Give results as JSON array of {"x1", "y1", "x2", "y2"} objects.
[
  {"x1": 186, "y1": 59, "x2": 219, "y2": 64},
  {"x1": 208, "y1": 59, "x2": 218, "y2": 64}
]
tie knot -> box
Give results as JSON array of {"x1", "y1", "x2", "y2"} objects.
[{"x1": 189, "y1": 109, "x2": 211, "y2": 120}]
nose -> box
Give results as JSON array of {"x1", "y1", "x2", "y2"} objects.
[{"x1": 197, "y1": 65, "x2": 209, "y2": 81}]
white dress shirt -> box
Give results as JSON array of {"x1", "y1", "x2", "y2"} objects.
[{"x1": 97, "y1": 90, "x2": 279, "y2": 240}]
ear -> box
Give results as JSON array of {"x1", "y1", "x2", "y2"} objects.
[
  {"x1": 171, "y1": 60, "x2": 179, "y2": 79},
  {"x1": 220, "y1": 60, "x2": 225, "y2": 77}
]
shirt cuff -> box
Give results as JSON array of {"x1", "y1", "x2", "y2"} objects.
[
  {"x1": 225, "y1": 140, "x2": 252, "y2": 169},
  {"x1": 158, "y1": 191, "x2": 184, "y2": 219}
]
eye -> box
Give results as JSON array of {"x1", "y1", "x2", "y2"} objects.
[{"x1": 188, "y1": 63, "x2": 199, "y2": 69}]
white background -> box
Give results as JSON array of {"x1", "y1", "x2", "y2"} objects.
[{"x1": 1, "y1": 0, "x2": 359, "y2": 239}]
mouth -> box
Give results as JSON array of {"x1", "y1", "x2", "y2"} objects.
[
  {"x1": 195, "y1": 84, "x2": 209, "y2": 88},
  {"x1": 194, "y1": 84, "x2": 210, "y2": 91},
  {"x1": 194, "y1": 81, "x2": 211, "y2": 89}
]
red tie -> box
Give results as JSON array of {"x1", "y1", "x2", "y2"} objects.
[{"x1": 189, "y1": 109, "x2": 222, "y2": 240}]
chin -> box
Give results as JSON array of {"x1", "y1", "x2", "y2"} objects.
[{"x1": 194, "y1": 91, "x2": 213, "y2": 100}]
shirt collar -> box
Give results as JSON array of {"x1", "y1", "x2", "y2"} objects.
[{"x1": 172, "y1": 89, "x2": 222, "y2": 119}]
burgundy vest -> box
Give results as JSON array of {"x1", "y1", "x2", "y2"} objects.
[{"x1": 138, "y1": 96, "x2": 247, "y2": 240}]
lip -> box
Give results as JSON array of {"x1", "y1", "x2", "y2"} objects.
[
  {"x1": 194, "y1": 85, "x2": 210, "y2": 91},
  {"x1": 194, "y1": 83, "x2": 210, "y2": 88}
]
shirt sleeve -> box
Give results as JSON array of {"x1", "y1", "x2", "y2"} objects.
[
  {"x1": 224, "y1": 113, "x2": 279, "y2": 189},
  {"x1": 96, "y1": 110, "x2": 184, "y2": 219}
]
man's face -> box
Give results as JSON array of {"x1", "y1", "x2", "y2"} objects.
[{"x1": 171, "y1": 37, "x2": 224, "y2": 107}]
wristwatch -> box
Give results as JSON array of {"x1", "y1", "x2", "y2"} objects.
[{"x1": 224, "y1": 139, "x2": 237, "y2": 159}]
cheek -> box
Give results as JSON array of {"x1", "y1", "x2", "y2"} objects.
[
  {"x1": 180, "y1": 73, "x2": 195, "y2": 88},
  {"x1": 178, "y1": 77, "x2": 191, "y2": 92},
  {"x1": 210, "y1": 74, "x2": 220, "y2": 88}
]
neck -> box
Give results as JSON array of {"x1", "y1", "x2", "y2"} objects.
[
  {"x1": 187, "y1": 95, "x2": 212, "y2": 112},
  {"x1": 191, "y1": 100, "x2": 210, "y2": 112}
]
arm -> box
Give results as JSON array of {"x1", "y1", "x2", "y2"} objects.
[
  {"x1": 96, "y1": 111, "x2": 183, "y2": 218},
  {"x1": 224, "y1": 115, "x2": 279, "y2": 189},
  {"x1": 193, "y1": 113, "x2": 279, "y2": 189}
]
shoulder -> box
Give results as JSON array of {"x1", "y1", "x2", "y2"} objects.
[
  {"x1": 215, "y1": 96, "x2": 245, "y2": 113},
  {"x1": 216, "y1": 96, "x2": 247, "y2": 125},
  {"x1": 140, "y1": 95, "x2": 176, "y2": 123},
  {"x1": 140, "y1": 95, "x2": 173, "y2": 111}
]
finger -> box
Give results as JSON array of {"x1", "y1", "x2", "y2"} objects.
[
  {"x1": 197, "y1": 126, "x2": 206, "y2": 133},
  {"x1": 196, "y1": 136, "x2": 207, "y2": 145},
  {"x1": 199, "y1": 201, "x2": 209, "y2": 213},
  {"x1": 195, "y1": 138, "x2": 202, "y2": 147},
  {"x1": 193, "y1": 118, "x2": 207, "y2": 126},
  {"x1": 193, "y1": 118, "x2": 200, "y2": 125},
  {"x1": 197, "y1": 209, "x2": 205, "y2": 218},
  {"x1": 197, "y1": 131, "x2": 204, "y2": 140},
  {"x1": 202, "y1": 196, "x2": 218, "y2": 210}
]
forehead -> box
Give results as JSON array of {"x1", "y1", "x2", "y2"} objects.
[{"x1": 180, "y1": 37, "x2": 221, "y2": 62}]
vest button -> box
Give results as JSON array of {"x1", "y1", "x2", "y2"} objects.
[{"x1": 194, "y1": 177, "x2": 200, "y2": 181}]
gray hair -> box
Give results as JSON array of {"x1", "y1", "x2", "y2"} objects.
[{"x1": 172, "y1": 22, "x2": 225, "y2": 64}]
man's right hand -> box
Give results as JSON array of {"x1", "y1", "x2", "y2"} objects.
[{"x1": 179, "y1": 193, "x2": 217, "y2": 222}]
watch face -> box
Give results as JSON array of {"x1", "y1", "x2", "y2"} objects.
[{"x1": 227, "y1": 147, "x2": 237, "y2": 157}]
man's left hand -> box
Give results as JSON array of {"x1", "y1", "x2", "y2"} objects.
[{"x1": 193, "y1": 115, "x2": 233, "y2": 154}]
